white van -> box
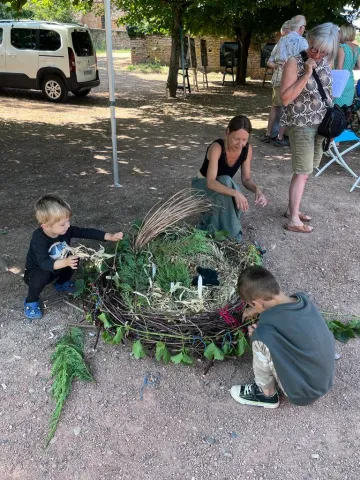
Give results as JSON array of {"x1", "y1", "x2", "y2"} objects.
[{"x1": 0, "y1": 20, "x2": 100, "y2": 102}]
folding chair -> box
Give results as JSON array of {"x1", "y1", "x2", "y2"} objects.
[
  {"x1": 315, "y1": 130, "x2": 360, "y2": 182},
  {"x1": 350, "y1": 175, "x2": 360, "y2": 192}
]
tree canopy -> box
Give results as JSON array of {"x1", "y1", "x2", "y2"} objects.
[{"x1": 1, "y1": 0, "x2": 360, "y2": 94}]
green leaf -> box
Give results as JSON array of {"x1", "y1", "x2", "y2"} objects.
[
  {"x1": 101, "y1": 327, "x2": 124, "y2": 345},
  {"x1": 102, "y1": 331, "x2": 114, "y2": 344},
  {"x1": 204, "y1": 342, "x2": 225, "y2": 361},
  {"x1": 171, "y1": 352, "x2": 184, "y2": 364},
  {"x1": 236, "y1": 334, "x2": 249, "y2": 358},
  {"x1": 222, "y1": 342, "x2": 234, "y2": 356},
  {"x1": 97, "y1": 312, "x2": 112, "y2": 329},
  {"x1": 347, "y1": 320, "x2": 360, "y2": 335},
  {"x1": 132, "y1": 340, "x2": 147, "y2": 359},
  {"x1": 171, "y1": 348, "x2": 193, "y2": 365},
  {"x1": 181, "y1": 350, "x2": 194, "y2": 365},
  {"x1": 155, "y1": 341, "x2": 171, "y2": 364},
  {"x1": 213, "y1": 229, "x2": 229, "y2": 242},
  {"x1": 73, "y1": 279, "x2": 85, "y2": 299}
]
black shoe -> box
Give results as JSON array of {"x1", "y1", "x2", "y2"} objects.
[
  {"x1": 260, "y1": 135, "x2": 271, "y2": 143},
  {"x1": 271, "y1": 137, "x2": 290, "y2": 147},
  {"x1": 230, "y1": 382, "x2": 279, "y2": 408}
]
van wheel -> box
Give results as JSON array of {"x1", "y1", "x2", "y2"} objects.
[
  {"x1": 72, "y1": 89, "x2": 91, "y2": 97},
  {"x1": 42, "y1": 76, "x2": 68, "y2": 102}
]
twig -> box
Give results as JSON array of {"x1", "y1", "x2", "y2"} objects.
[
  {"x1": 93, "y1": 325, "x2": 101, "y2": 350},
  {"x1": 63, "y1": 299, "x2": 84, "y2": 313},
  {"x1": 67, "y1": 323, "x2": 97, "y2": 329},
  {"x1": 203, "y1": 359, "x2": 215, "y2": 376}
]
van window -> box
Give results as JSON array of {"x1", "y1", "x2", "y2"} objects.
[
  {"x1": 40, "y1": 30, "x2": 61, "y2": 51},
  {"x1": 71, "y1": 31, "x2": 94, "y2": 57},
  {"x1": 11, "y1": 28, "x2": 37, "y2": 50},
  {"x1": 0, "y1": 29, "x2": 3, "y2": 46}
]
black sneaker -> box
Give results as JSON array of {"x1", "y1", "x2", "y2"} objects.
[
  {"x1": 260, "y1": 135, "x2": 271, "y2": 143},
  {"x1": 230, "y1": 382, "x2": 279, "y2": 408},
  {"x1": 270, "y1": 137, "x2": 290, "y2": 147}
]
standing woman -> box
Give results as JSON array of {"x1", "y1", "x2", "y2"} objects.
[
  {"x1": 334, "y1": 24, "x2": 360, "y2": 109},
  {"x1": 191, "y1": 115, "x2": 267, "y2": 242},
  {"x1": 281, "y1": 23, "x2": 339, "y2": 233}
]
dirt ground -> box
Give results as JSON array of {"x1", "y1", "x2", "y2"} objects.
[{"x1": 0, "y1": 53, "x2": 360, "y2": 480}]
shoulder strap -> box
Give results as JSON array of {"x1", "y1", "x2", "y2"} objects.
[{"x1": 299, "y1": 50, "x2": 327, "y2": 102}]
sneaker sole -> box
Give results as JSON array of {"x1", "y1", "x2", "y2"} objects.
[{"x1": 230, "y1": 388, "x2": 279, "y2": 408}]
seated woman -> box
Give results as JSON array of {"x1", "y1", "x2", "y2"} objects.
[{"x1": 191, "y1": 115, "x2": 267, "y2": 242}]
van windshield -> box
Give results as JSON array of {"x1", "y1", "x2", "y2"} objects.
[{"x1": 71, "y1": 31, "x2": 94, "y2": 57}]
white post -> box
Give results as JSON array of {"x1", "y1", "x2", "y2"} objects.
[{"x1": 104, "y1": 0, "x2": 121, "y2": 187}]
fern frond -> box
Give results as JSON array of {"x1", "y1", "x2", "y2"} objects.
[{"x1": 46, "y1": 328, "x2": 94, "y2": 447}]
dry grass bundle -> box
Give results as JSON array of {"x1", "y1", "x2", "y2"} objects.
[{"x1": 134, "y1": 189, "x2": 212, "y2": 251}]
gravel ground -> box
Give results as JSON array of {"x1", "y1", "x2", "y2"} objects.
[{"x1": 0, "y1": 53, "x2": 359, "y2": 480}]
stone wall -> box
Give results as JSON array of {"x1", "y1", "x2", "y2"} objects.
[
  {"x1": 130, "y1": 35, "x2": 270, "y2": 80},
  {"x1": 90, "y1": 29, "x2": 131, "y2": 51}
]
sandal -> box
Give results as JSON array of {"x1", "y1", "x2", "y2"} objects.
[
  {"x1": 284, "y1": 212, "x2": 312, "y2": 222},
  {"x1": 285, "y1": 224, "x2": 313, "y2": 233}
]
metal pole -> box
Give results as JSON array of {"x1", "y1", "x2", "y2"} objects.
[{"x1": 104, "y1": 0, "x2": 121, "y2": 187}]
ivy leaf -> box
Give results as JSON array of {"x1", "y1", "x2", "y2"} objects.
[
  {"x1": 181, "y1": 349, "x2": 194, "y2": 365},
  {"x1": 347, "y1": 320, "x2": 360, "y2": 335},
  {"x1": 171, "y1": 348, "x2": 193, "y2": 365},
  {"x1": 132, "y1": 340, "x2": 147, "y2": 359},
  {"x1": 204, "y1": 342, "x2": 224, "y2": 361},
  {"x1": 222, "y1": 342, "x2": 234, "y2": 356},
  {"x1": 102, "y1": 331, "x2": 114, "y2": 344},
  {"x1": 73, "y1": 279, "x2": 85, "y2": 299},
  {"x1": 113, "y1": 326, "x2": 124, "y2": 345},
  {"x1": 171, "y1": 351, "x2": 184, "y2": 364},
  {"x1": 236, "y1": 334, "x2": 249, "y2": 357},
  {"x1": 327, "y1": 321, "x2": 356, "y2": 343},
  {"x1": 155, "y1": 341, "x2": 171, "y2": 364},
  {"x1": 98, "y1": 312, "x2": 112, "y2": 329},
  {"x1": 213, "y1": 229, "x2": 229, "y2": 242}
]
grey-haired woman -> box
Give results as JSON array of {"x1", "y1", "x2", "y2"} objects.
[{"x1": 281, "y1": 23, "x2": 339, "y2": 233}]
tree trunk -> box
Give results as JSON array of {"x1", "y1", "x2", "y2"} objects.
[
  {"x1": 167, "y1": 7, "x2": 182, "y2": 98},
  {"x1": 235, "y1": 30, "x2": 252, "y2": 86}
]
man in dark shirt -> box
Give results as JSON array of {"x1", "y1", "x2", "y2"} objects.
[
  {"x1": 24, "y1": 194, "x2": 123, "y2": 321},
  {"x1": 230, "y1": 266, "x2": 335, "y2": 408}
]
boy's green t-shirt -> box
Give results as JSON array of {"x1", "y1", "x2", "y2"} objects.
[{"x1": 252, "y1": 293, "x2": 335, "y2": 406}]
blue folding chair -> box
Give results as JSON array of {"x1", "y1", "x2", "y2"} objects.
[{"x1": 315, "y1": 130, "x2": 360, "y2": 190}]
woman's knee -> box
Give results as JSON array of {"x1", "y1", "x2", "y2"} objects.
[{"x1": 216, "y1": 175, "x2": 233, "y2": 187}]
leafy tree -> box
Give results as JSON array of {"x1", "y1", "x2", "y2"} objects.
[
  {"x1": 0, "y1": 0, "x2": 87, "y2": 22},
  {"x1": 116, "y1": 0, "x2": 196, "y2": 97},
  {"x1": 3, "y1": 0, "x2": 360, "y2": 93},
  {"x1": 188, "y1": 0, "x2": 360, "y2": 85}
]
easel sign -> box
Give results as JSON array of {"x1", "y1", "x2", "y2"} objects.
[
  {"x1": 200, "y1": 39, "x2": 209, "y2": 89},
  {"x1": 200, "y1": 39, "x2": 208, "y2": 67},
  {"x1": 187, "y1": 37, "x2": 199, "y2": 91}
]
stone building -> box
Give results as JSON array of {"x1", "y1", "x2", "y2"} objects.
[
  {"x1": 130, "y1": 34, "x2": 275, "y2": 81},
  {"x1": 77, "y1": 0, "x2": 131, "y2": 50}
]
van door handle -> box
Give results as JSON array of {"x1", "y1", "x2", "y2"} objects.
[{"x1": 7, "y1": 53, "x2": 16, "y2": 57}]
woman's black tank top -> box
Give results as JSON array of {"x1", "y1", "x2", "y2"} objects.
[{"x1": 199, "y1": 139, "x2": 249, "y2": 178}]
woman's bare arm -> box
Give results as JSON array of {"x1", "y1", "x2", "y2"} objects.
[
  {"x1": 280, "y1": 57, "x2": 314, "y2": 106},
  {"x1": 336, "y1": 46, "x2": 345, "y2": 70}
]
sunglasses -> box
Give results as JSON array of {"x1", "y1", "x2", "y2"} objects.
[{"x1": 309, "y1": 46, "x2": 328, "y2": 57}]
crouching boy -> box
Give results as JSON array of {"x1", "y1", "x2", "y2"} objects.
[
  {"x1": 230, "y1": 266, "x2": 335, "y2": 408},
  {"x1": 24, "y1": 194, "x2": 123, "y2": 321}
]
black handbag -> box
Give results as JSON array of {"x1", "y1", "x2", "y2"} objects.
[{"x1": 300, "y1": 51, "x2": 347, "y2": 151}]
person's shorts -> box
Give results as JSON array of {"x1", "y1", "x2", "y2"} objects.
[
  {"x1": 287, "y1": 126, "x2": 324, "y2": 175},
  {"x1": 272, "y1": 87, "x2": 283, "y2": 107}
]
